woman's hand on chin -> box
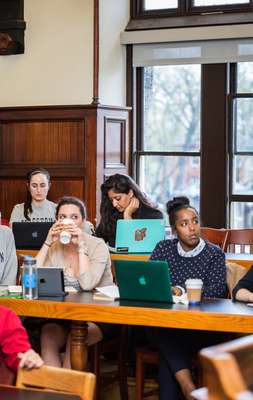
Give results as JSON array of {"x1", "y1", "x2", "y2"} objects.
[{"x1": 123, "y1": 197, "x2": 140, "y2": 219}]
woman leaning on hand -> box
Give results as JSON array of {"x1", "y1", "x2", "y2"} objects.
[
  {"x1": 36, "y1": 196, "x2": 113, "y2": 368},
  {"x1": 95, "y1": 173, "x2": 163, "y2": 247}
]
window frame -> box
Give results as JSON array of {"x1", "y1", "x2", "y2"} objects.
[
  {"x1": 228, "y1": 63, "x2": 253, "y2": 225},
  {"x1": 127, "y1": 0, "x2": 253, "y2": 31},
  {"x1": 130, "y1": 62, "x2": 228, "y2": 228}
]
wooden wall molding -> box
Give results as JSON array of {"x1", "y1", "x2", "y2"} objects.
[
  {"x1": 104, "y1": 117, "x2": 126, "y2": 169},
  {"x1": 92, "y1": 0, "x2": 100, "y2": 104},
  {"x1": 0, "y1": 104, "x2": 131, "y2": 224}
]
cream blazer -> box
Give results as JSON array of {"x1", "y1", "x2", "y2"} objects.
[{"x1": 42, "y1": 232, "x2": 113, "y2": 291}]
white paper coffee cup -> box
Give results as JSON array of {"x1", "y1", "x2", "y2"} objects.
[
  {"x1": 59, "y1": 218, "x2": 73, "y2": 245},
  {"x1": 185, "y1": 279, "x2": 203, "y2": 305}
]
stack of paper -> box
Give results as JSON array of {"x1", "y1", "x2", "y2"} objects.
[
  {"x1": 0, "y1": 287, "x2": 8, "y2": 296},
  {"x1": 93, "y1": 285, "x2": 119, "y2": 301}
]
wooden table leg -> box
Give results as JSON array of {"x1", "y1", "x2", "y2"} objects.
[{"x1": 70, "y1": 321, "x2": 88, "y2": 370}]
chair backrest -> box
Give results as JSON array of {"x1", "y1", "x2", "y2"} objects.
[
  {"x1": 225, "y1": 229, "x2": 253, "y2": 253},
  {"x1": 199, "y1": 334, "x2": 253, "y2": 400},
  {"x1": 200, "y1": 227, "x2": 228, "y2": 252},
  {"x1": 16, "y1": 365, "x2": 96, "y2": 400}
]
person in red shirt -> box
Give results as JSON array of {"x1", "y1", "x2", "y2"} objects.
[{"x1": 0, "y1": 305, "x2": 43, "y2": 383}]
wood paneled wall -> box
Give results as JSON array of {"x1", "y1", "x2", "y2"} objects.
[{"x1": 0, "y1": 105, "x2": 130, "y2": 224}]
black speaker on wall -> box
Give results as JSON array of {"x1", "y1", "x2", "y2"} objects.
[{"x1": 0, "y1": 0, "x2": 26, "y2": 55}]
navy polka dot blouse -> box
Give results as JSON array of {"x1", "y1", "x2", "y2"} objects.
[{"x1": 151, "y1": 239, "x2": 227, "y2": 298}]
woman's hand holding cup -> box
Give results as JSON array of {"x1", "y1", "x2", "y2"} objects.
[{"x1": 45, "y1": 221, "x2": 64, "y2": 246}]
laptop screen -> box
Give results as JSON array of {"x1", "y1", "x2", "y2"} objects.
[
  {"x1": 13, "y1": 222, "x2": 53, "y2": 250},
  {"x1": 115, "y1": 219, "x2": 165, "y2": 253},
  {"x1": 114, "y1": 259, "x2": 173, "y2": 303}
]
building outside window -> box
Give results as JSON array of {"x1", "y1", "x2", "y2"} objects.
[
  {"x1": 128, "y1": 0, "x2": 253, "y2": 227},
  {"x1": 138, "y1": 65, "x2": 200, "y2": 217},
  {"x1": 230, "y1": 62, "x2": 253, "y2": 227}
]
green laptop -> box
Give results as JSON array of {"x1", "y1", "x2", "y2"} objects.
[{"x1": 114, "y1": 259, "x2": 173, "y2": 303}]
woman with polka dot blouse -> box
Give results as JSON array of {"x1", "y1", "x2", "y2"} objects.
[{"x1": 148, "y1": 196, "x2": 228, "y2": 400}]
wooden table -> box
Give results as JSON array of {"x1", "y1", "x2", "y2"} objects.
[
  {"x1": 1, "y1": 294, "x2": 253, "y2": 370},
  {"x1": 17, "y1": 250, "x2": 253, "y2": 269},
  {"x1": 16, "y1": 249, "x2": 38, "y2": 257},
  {"x1": 0, "y1": 385, "x2": 80, "y2": 400},
  {"x1": 111, "y1": 252, "x2": 253, "y2": 269}
]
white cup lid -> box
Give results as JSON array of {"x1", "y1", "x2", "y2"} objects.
[
  {"x1": 62, "y1": 218, "x2": 74, "y2": 225},
  {"x1": 185, "y1": 278, "x2": 203, "y2": 288}
]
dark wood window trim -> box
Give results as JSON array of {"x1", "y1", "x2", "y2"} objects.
[
  {"x1": 200, "y1": 64, "x2": 228, "y2": 228},
  {"x1": 127, "y1": 0, "x2": 253, "y2": 31}
]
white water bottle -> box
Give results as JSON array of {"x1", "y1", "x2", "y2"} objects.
[{"x1": 22, "y1": 256, "x2": 38, "y2": 299}]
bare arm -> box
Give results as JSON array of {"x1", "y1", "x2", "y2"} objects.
[
  {"x1": 36, "y1": 222, "x2": 63, "y2": 266},
  {"x1": 232, "y1": 266, "x2": 253, "y2": 301},
  {"x1": 235, "y1": 288, "x2": 253, "y2": 303}
]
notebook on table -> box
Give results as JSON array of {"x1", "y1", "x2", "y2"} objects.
[
  {"x1": 114, "y1": 219, "x2": 165, "y2": 254},
  {"x1": 114, "y1": 259, "x2": 173, "y2": 303},
  {"x1": 13, "y1": 222, "x2": 53, "y2": 250}
]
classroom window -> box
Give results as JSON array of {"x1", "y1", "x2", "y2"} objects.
[
  {"x1": 132, "y1": 62, "x2": 227, "y2": 227},
  {"x1": 137, "y1": 65, "x2": 201, "y2": 216},
  {"x1": 129, "y1": 0, "x2": 253, "y2": 30},
  {"x1": 144, "y1": 0, "x2": 177, "y2": 10},
  {"x1": 230, "y1": 202, "x2": 253, "y2": 228},
  {"x1": 230, "y1": 62, "x2": 253, "y2": 227},
  {"x1": 132, "y1": 0, "x2": 252, "y2": 15},
  {"x1": 193, "y1": 0, "x2": 250, "y2": 5}
]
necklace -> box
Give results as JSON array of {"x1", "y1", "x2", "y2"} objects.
[{"x1": 63, "y1": 248, "x2": 79, "y2": 275}]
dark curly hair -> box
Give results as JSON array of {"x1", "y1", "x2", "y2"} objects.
[
  {"x1": 24, "y1": 167, "x2": 51, "y2": 221},
  {"x1": 96, "y1": 174, "x2": 158, "y2": 241},
  {"x1": 166, "y1": 196, "x2": 198, "y2": 228}
]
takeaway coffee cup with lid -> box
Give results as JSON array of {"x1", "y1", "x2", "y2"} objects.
[
  {"x1": 185, "y1": 279, "x2": 203, "y2": 305},
  {"x1": 59, "y1": 218, "x2": 74, "y2": 245}
]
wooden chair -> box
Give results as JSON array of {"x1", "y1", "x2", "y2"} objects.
[
  {"x1": 16, "y1": 365, "x2": 96, "y2": 400},
  {"x1": 135, "y1": 347, "x2": 202, "y2": 400},
  {"x1": 135, "y1": 228, "x2": 229, "y2": 400},
  {"x1": 200, "y1": 227, "x2": 228, "y2": 251},
  {"x1": 89, "y1": 325, "x2": 129, "y2": 400},
  {"x1": 135, "y1": 347, "x2": 158, "y2": 400},
  {"x1": 224, "y1": 229, "x2": 253, "y2": 253},
  {"x1": 89, "y1": 258, "x2": 129, "y2": 400},
  {"x1": 198, "y1": 334, "x2": 253, "y2": 400}
]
